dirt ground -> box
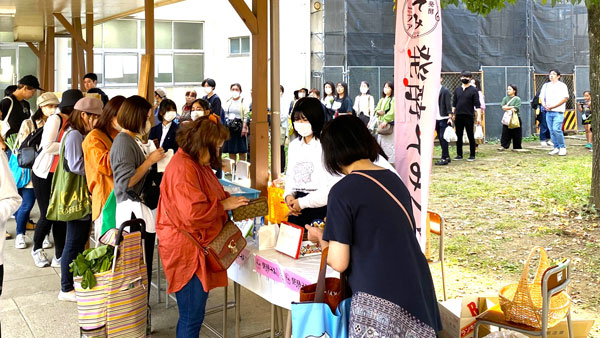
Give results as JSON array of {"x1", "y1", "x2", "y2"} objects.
[{"x1": 427, "y1": 135, "x2": 599, "y2": 337}]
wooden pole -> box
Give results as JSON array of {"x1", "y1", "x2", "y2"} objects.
[
  {"x1": 47, "y1": 26, "x2": 55, "y2": 91},
  {"x1": 39, "y1": 40, "x2": 46, "y2": 90},
  {"x1": 74, "y1": 17, "x2": 86, "y2": 91},
  {"x1": 270, "y1": 0, "x2": 281, "y2": 178},
  {"x1": 250, "y1": 0, "x2": 269, "y2": 193},
  {"x1": 86, "y1": 12, "x2": 94, "y2": 74},
  {"x1": 71, "y1": 32, "x2": 79, "y2": 89},
  {"x1": 144, "y1": 0, "x2": 155, "y2": 103}
]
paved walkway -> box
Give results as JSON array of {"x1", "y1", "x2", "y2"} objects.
[{"x1": 1, "y1": 209, "x2": 274, "y2": 338}]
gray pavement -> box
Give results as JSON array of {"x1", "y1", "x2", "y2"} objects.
[{"x1": 1, "y1": 209, "x2": 274, "y2": 338}]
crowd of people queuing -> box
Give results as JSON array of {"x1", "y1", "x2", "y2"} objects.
[{"x1": 0, "y1": 68, "x2": 591, "y2": 335}]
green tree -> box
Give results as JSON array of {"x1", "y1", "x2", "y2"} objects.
[{"x1": 442, "y1": 0, "x2": 600, "y2": 207}]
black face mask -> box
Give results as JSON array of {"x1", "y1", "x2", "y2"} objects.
[{"x1": 460, "y1": 78, "x2": 470, "y2": 84}]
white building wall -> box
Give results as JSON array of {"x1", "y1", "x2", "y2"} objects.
[{"x1": 55, "y1": 0, "x2": 311, "y2": 113}]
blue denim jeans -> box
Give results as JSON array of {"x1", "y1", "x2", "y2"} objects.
[
  {"x1": 61, "y1": 219, "x2": 91, "y2": 292},
  {"x1": 175, "y1": 275, "x2": 209, "y2": 338},
  {"x1": 545, "y1": 111, "x2": 565, "y2": 148},
  {"x1": 538, "y1": 109, "x2": 551, "y2": 142},
  {"x1": 15, "y1": 188, "x2": 35, "y2": 235}
]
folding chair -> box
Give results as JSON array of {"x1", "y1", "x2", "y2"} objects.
[
  {"x1": 427, "y1": 210, "x2": 447, "y2": 300},
  {"x1": 222, "y1": 158, "x2": 235, "y2": 181},
  {"x1": 474, "y1": 259, "x2": 573, "y2": 338}
]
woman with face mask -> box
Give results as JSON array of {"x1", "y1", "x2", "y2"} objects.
[
  {"x1": 223, "y1": 83, "x2": 248, "y2": 162},
  {"x1": 110, "y1": 95, "x2": 166, "y2": 308},
  {"x1": 82, "y1": 96, "x2": 125, "y2": 243},
  {"x1": 332, "y1": 82, "x2": 354, "y2": 117},
  {"x1": 284, "y1": 97, "x2": 339, "y2": 228},
  {"x1": 11, "y1": 93, "x2": 59, "y2": 249},
  {"x1": 187, "y1": 98, "x2": 211, "y2": 123},
  {"x1": 31, "y1": 89, "x2": 83, "y2": 268},
  {"x1": 374, "y1": 82, "x2": 396, "y2": 162},
  {"x1": 58, "y1": 97, "x2": 103, "y2": 301},
  {"x1": 149, "y1": 99, "x2": 180, "y2": 153},
  {"x1": 353, "y1": 81, "x2": 375, "y2": 125}
]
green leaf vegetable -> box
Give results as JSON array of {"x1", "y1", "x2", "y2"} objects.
[{"x1": 69, "y1": 245, "x2": 115, "y2": 289}]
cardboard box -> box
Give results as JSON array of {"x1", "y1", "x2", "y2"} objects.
[
  {"x1": 523, "y1": 319, "x2": 594, "y2": 338},
  {"x1": 438, "y1": 296, "x2": 497, "y2": 338}
]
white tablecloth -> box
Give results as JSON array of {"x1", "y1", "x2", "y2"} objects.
[{"x1": 227, "y1": 240, "x2": 339, "y2": 310}]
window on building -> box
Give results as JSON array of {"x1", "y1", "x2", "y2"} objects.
[
  {"x1": 155, "y1": 54, "x2": 173, "y2": 83},
  {"x1": 104, "y1": 53, "x2": 138, "y2": 85},
  {"x1": 229, "y1": 36, "x2": 250, "y2": 56},
  {"x1": 173, "y1": 54, "x2": 203, "y2": 83},
  {"x1": 173, "y1": 22, "x2": 203, "y2": 50},
  {"x1": 104, "y1": 20, "x2": 137, "y2": 49}
]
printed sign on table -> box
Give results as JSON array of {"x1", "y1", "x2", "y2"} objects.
[
  {"x1": 254, "y1": 255, "x2": 283, "y2": 283},
  {"x1": 235, "y1": 248, "x2": 251, "y2": 265},
  {"x1": 283, "y1": 269, "x2": 312, "y2": 292}
]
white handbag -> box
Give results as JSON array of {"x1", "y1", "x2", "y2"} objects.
[
  {"x1": 475, "y1": 125, "x2": 484, "y2": 140},
  {"x1": 1, "y1": 97, "x2": 14, "y2": 139},
  {"x1": 443, "y1": 126, "x2": 458, "y2": 142}
]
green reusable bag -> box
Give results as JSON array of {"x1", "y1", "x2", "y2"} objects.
[
  {"x1": 46, "y1": 130, "x2": 92, "y2": 221},
  {"x1": 100, "y1": 190, "x2": 117, "y2": 237}
]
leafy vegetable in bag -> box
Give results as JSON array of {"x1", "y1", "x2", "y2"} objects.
[{"x1": 70, "y1": 245, "x2": 115, "y2": 289}]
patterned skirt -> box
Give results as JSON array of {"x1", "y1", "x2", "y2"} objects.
[{"x1": 349, "y1": 292, "x2": 436, "y2": 338}]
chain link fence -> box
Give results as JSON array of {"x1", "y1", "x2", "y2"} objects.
[{"x1": 533, "y1": 73, "x2": 576, "y2": 110}]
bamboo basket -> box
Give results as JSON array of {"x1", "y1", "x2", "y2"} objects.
[{"x1": 498, "y1": 246, "x2": 571, "y2": 329}]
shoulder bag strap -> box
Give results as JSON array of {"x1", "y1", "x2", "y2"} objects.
[
  {"x1": 351, "y1": 171, "x2": 414, "y2": 231},
  {"x1": 3, "y1": 96, "x2": 14, "y2": 122},
  {"x1": 163, "y1": 204, "x2": 209, "y2": 254}
]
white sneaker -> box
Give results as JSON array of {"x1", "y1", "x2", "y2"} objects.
[
  {"x1": 558, "y1": 148, "x2": 567, "y2": 156},
  {"x1": 546, "y1": 140, "x2": 554, "y2": 146},
  {"x1": 548, "y1": 148, "x2": 559, "y2": 155},
  {"x1": 31, "y1": 248, "x2": 50, "y2": 268},
  {"x1": 58, "y1": 290, "x2": 77, "y2": 302},
  {"x1": 15, "y1": 234, "x2": 27, "y2": 249},
  {"x1": 51, "y1": 255, "x2": 61, "y2": 268},
  {"x1": 42, "y1": 235, "x2": 53, "y2": 249},
  {"x1": 541, "y1": 141, "x2": 547, "y2": 147}
]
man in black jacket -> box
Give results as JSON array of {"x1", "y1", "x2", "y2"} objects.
[
  {"x1": 451, "y1": 71, "x2": 481, "y2": 161},
  {"x1": 436, "y1": 77, "x2": 452, "y2": 165}
]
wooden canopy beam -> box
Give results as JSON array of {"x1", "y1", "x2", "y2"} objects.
[
  {"x1": 270, "y1": 0, "x2": 281, "y2": 178},
  {"x1": 86, "y1": 12, "x2": 94, "y2": 74},
  {"x1": 74, "y1": 17, "x2": 87, "y2": 91},
  {"x1": 46, "y1": 26, "x2": 55, "y2": 91},
  {"x1": 54, "y1": 13, "x2": 92, "y2": 51},
  {"x1": 229, "y1": 0, "x2": 258, "y2": 35},
  {"x1": 26, "y1": 42, "x2": 40, "y2": 57}
]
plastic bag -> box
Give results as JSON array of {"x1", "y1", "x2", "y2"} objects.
[
  {"x1": 259, "y1": 223, "x2": 279, "y2": 250},
  {"x1": 443, "y1": 127, "x2": 457, "y2": 142},
  {"x1": 475, "y1": 125, "x2": 484, "y2": 140}
]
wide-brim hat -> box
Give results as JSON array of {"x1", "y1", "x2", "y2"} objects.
[
  {"x1": 36, "y1": 92, "x2": 60, "y2": 107},
  {"x1": 59, "y1": 89, "x2": 84, "y2": 109}
]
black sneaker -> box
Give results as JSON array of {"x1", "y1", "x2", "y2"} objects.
[
  {"x1": 444, "y1": 157, "x2": 451, "y2": 164},
  {"x1": 435, "y1": 159, "x2": 449, "y2": 166},
  {"x1": 467, "y1": 156, "x2": 476, "y2": 162},
  {"x1": 454, "y1": 155, "x2": 463, "y2": 160}
]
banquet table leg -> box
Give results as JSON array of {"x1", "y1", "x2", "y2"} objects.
[
  {"x1": 285, "y1": 310, "x2": 291, "y2": 338},
  {"x1": 270, "y1": 304, "x2": 276, "y2": 338},
  {"x1": 235, "y1": 282, "x2": 241, "y2": 338},
  {"x1": 223, "y1": 285, "x2": 228, "y2": 338}
]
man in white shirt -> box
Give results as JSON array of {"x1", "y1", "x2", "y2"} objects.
[{"x1": 540, "y1": 69, "x2": 569, "y2": 156}]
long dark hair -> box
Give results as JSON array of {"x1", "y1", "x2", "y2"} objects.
[
  {"x1": 323, "y1": 81, "x2": 335, "y2": 99},
  {"x1": 95, "y1": 96, "x2": 126, "y2": 136},
  {"x1": 335, "y1": 82, "x2": 349, "y2": 99},
  {"x1": 31, "y1": 108, "x2": 44, "y2": 122}
]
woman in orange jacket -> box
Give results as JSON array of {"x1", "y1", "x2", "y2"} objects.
[
  {"x1": 156, "y1": 114, "x2": 248, "y2": 337},
  {"x1": 82, "y1": 96, "x2": 125, "y2": 243}
]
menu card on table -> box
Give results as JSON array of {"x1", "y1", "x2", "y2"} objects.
[{"x1": 275, "y1": 222, "x2": 304, "y2": 259}]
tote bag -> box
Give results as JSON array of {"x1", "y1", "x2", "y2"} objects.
[
  {"x1": 46, "y1": 130, "x2": 92, "y2": 221},
  {"x1": 8, "y1": 153, "x2": 29, "y2": 189}
]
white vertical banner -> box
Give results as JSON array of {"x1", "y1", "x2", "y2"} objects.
[{"x1": 393, "y1": 0, "x2": 442, "y2": 251}]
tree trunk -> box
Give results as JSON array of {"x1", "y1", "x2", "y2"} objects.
[{"x1": 589, "y1": 4, "x2": 600, "y2": 207}]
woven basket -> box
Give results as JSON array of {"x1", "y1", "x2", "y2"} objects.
[{"x1": 499, "y1": 246, "x2": 571, "y2": 329}]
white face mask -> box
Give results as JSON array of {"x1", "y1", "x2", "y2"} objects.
[
  {"x1": 293, "y1": 121, "x2": 313, "y2": 137},
  {"x1": 325, "y1": 87, "x2": 333, "y2": 95},
  {"x1": 231, "y1": 91, "x2": 240, "y2": 99},
  {"x1": 203, "y1": 87, "x2": 213, "y2": 95},
  {"x1": 191, "y1": 110, "x2": 204, "y2": 121},
  {"x1": 298, "y1": 92, "x2": 306, "y2": 99},
  {"x1": 163, "y1": 111, "x2": 177, "y2": 122},
  {"x1": 360, "y1": 87, "x2": 369, "y2": 94},
  {"x1": 383, "y1": 87, "x2": 391, "y2": 96},
  {"x1": 41, "y1": 106, "x2": 55, "y2": 117},
  {"x1": 140, "y1": 120, "x2": 152, "y2": 135}
]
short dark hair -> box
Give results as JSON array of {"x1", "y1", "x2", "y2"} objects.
[
  {"x1": 508, "y1": 84, "x2": 518, "y2": 96},
  {"x1": 31, "y1": 108, "x2": 44, "y2": 122},
  {"x1": 230, "y1": 83, "x2": 242, "y2": 92},
  {"x1": 335, "y1": 82, "x2": 349, "y2": 99},
  {"x1": 280, "y1": 85, "x2": 284, "y2": 93},
  {"x1": 382, "y1": 82, "x2": 394, "y2": 98},
  {"x1": 202, "y1": 78, "x2": 216, "y2": 88},
  {"x1": 157, "y1": 99, "x2": 177, "y2": 122},
  {"x1": 291, "y1": 97, "x2": 325, "y2": 140},
  {"x1": 83, "y1": 73, "x2": 98, "y2": 82},
  {"x1": 95, "y1": 95, "x2": 126, "y2": 135},
  {"x1": 360, "y1": 81, "x2": 371, "y2": 95},
  {"x1": 117, "y1": 95, "x2": 152, "y2": 133},
  {"x1": 4, "y1": 85, "x2": 17, "y2": 97},
  {"x1": 176, "y1": 115, "x2": 229, "y2": 168},
  {"x1": 321, "y1": 115, "x2": 383, "y2": 175},
  {"x1": 473, "y1": 79, "x2": 482, "y2": 91},
  {"x1": 549, "y1": 69, "x2": 561, "y2": 76},
  {"x1": 460, "y1": 71, "x2": 472, "y2": 78},
  {"x1": 583, "y1": 90, "x2": 591, "y2": 96},
  {"x1": 192, "y1": 98, "x2": 211, "y2": 112}
]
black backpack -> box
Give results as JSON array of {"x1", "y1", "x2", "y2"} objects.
[{"x1": 18, "y1": 117, "x2": 61, "y2": 169}]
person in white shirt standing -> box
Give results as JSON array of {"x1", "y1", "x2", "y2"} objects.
[
  {"x1": 540, "y1": 69, "x2": 570, "y2": 156},
  {"x1": 0, "y1": 152, "x2": 22, "y2": 296}
]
